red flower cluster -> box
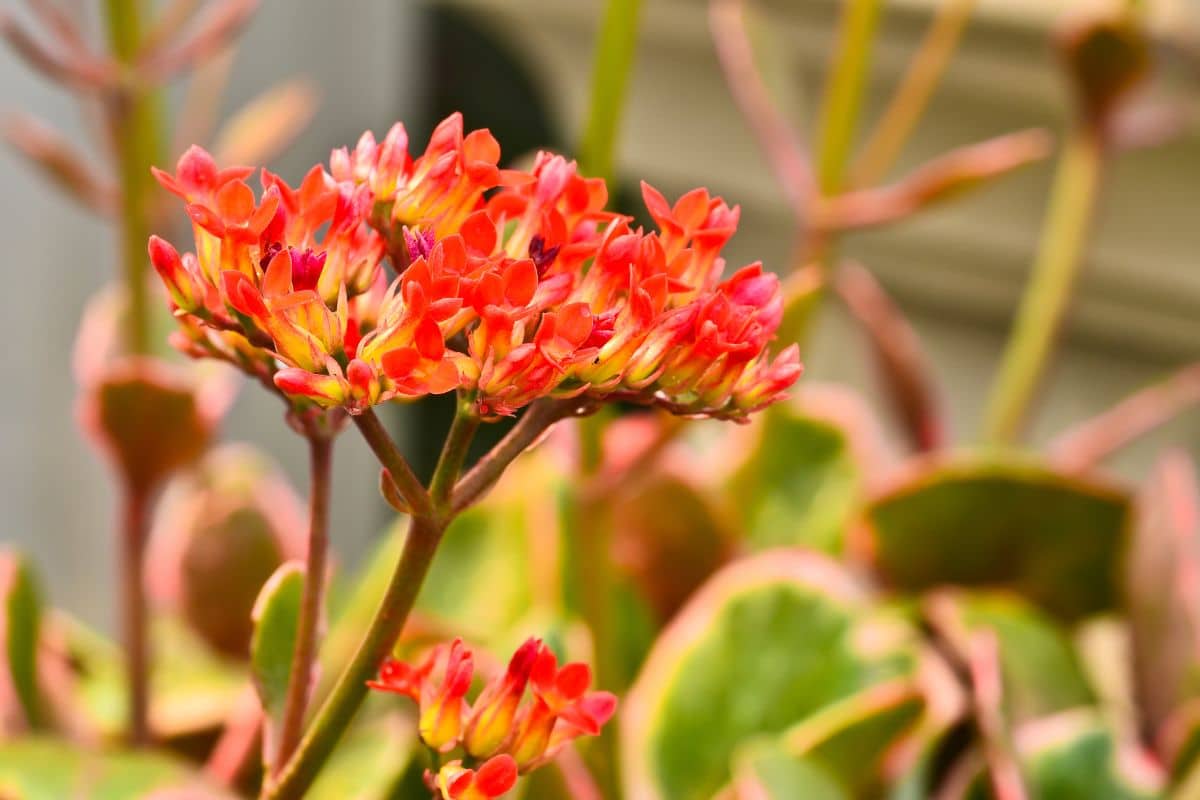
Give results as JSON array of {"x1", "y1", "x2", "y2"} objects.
[
  {"x1": 148, "y1": 112, "x2": 801, "y2": 420},
  {"x1": 368, "y1": 637, "x2": 616, "y2": 793}
]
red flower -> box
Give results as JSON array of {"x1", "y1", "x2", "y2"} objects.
[{"x1": 436, "y1": 754, "x2": 518, "y2": 800}]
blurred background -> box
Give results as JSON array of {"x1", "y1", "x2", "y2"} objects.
[{"x1": 2, "y1": 0, "x2": 1198, "y2": 631}]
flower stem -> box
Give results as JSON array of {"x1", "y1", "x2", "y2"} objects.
[
  {"x1": 815, "y1": 0, "x2": 884, "y2": 196},
  {"x1": 120, "y1": 485, "x2": 151, "y2": 746},
  {"x1": 577, "y1": 0, "x2": 643, "y2": 183},
  {"x1": 273, "y1": 434, "x2": 334, "y2": 775},
  {"x1": 851, "y1": 0, "x2": 977, "y2": 187},
  {"x1": 353, "y1": 409, "x2": 433, "y2": 519},
  {"x1": 428, "y1": 395, "x2": 480, "y2": 510},
  {"x1": 262, "y1": 515, "x2": 445, "y2": 800},
  {"x1": 982, "y1": 127, "x2": 1104, "y2": 444},
  {"x1": 104, "y1": 0, "x2": 162, "y2": 356}
]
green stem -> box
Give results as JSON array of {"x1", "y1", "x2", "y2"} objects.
[
  {"x1": 428, "y1": 395, "x2": 480, "y2": 510},
  {"x1": 105, "y1": 0, "x2": 162, "y2": 356},
  {"x1": 577, "y1": 0, "x2": 643, "y2": 182},
  {"x1": 120, "y1": 485, "x2": 150, "y2": 746},
  {"x1": 273, "y1": 434, "x2": 333, "y2": 775},
  {"x1": 815, "y1": 0, "x2": 884, "y2": 195},
  {"x1": 982, "y1": 128, "x2": 1104, "y2": 444},
  {"x1": 262, "y1": 515, "x2": 446, "y2": 800}
]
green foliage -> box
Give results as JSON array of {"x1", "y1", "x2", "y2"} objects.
[
  {"x1": 938, "y1": 591, "x2": 1094, "y2": 720},
  {"x1": 622, "y1": 551, "x2": 919, "y2": 800},
  {"x1": 3, "y1": 552, "x2": 43, "y2": 729},
  {"x1": 963, "y1": 712, "x2": 1162, "y2": 799},
  {"x1": 250, "y1": 562, "x2": 304, "y2": 752},
  {"x1": 727, "y1": 405, "x2": 859, "y2": 553},
  {"x1": 868, "y1": 458, "x2": 1130, "y2": 621},
  {"x1": 0, "y1": 737, "x2": 227, "y2": 800}
]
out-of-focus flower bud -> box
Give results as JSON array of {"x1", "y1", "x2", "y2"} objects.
[
  {"x1": 1057, "y1": 11, "x2": 1150, "y2": 128},
  {"x1": 146, "y1": 445, "x2": 307, "y2": 658}
]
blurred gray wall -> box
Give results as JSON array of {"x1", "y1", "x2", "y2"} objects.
[{"x1": 0, "y1": 0, "x2": 425, "y2": 629}]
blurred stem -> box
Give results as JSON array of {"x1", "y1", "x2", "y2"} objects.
[
  {"x1": 982, "y1": 127, "x2": 1104, "y2": 444},
  {"x1": 428, "y1": 395, "x2": 480, "y2": 509},
  {"x1": 105, "y1": 0, "x2": 163, "y2": 356},
  {"x1": 815, "y1": 0, "x2": 883, "y2": 195},
  {"x1": 120, "y1": 485, "x2": 150, "y2": 747},
  {"x1": 577, "y1": 0, "x2": 643, "y2": 182},
  {"x1": 273, "y1": 434, "x2": 333, "y2": 776},
  {"x1": 851, "y1": 0, "x2": 976, "y2": 187},
  {"x1": 264, "y1": 514, "x2": 446, "y2": 800}
]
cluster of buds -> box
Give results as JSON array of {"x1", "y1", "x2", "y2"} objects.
[
  {"x1": 148, "y1": 112, "x2": 801, "y2": 422},
  {"x1": 367, "y1": 637, "x2": 617, "y2": 798}
]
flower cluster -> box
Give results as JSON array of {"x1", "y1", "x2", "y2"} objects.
[
  {"x1": 148, "y1": 112, "x2": 801, "y2": 420},
  {"x1": 367, "y1": 637, "x2": 616, "y2": 796}
]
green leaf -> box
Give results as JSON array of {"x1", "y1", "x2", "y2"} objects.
[
  {"x1": 250, "y1": 562, "x2": 304, "y2": 741},
  {"x1": 726, "y1": 404, "x2": 859, "y2": 553},
  {"x1": 932, "y1": 591, "x2": 1093, "y2": 721},
  {"x1": 0, "y1": 736, "x2": 232, "y2": 800},
  {"x1": 2, "y1": 552, "x2": 43, "y2": 729},
  {"x1": 782, "y1": 678, "x2": 924, "y2": 796},
  {"x1": 867, "y1": 457, "x2": 1131, "y2": 621},
  {"x1": 731, "y1": 740, "x2": 852, "y2": 800},
  {"x1": 962, "y1": 711, "x2": 1163, "y2": 799},
  {"x1": 622, "y1": 550, "x2": 919, "y2": 800}
]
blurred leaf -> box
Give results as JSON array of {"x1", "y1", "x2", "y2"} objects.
[
  {"x1": 212, "y1": 80, "x2": 320, "y2": 167},
  {"x1": 726, "y1": 404, "x2": 859, "y2": 553},
  {"x1": 782, "y1": 678, "x2": 925, "y2": 796},
  {"x1": 867, "y1": 458, "x2": 1130, "y2": 621},
  {"x1": 307, "y1": 713, "x2": 414, "y2": 800},
  {"x1": 931, "y1": 591, "x2": 1094, "y2": 721},
  {"x1": 622, "y1": 550, "x2": 918, "y2": 800},
  {"x1": 961, "y1": 711, "x2": 1162, "y2": 799},
  {"x1": 417, "y1": 503, "x2": 533, "y2": 640},
  {"x1": 250, "y1": 562, "x2": 303, "y2": 763},
  {"x1": 613, "y1": 472, "x2": 732, "y2": 622},
  {"x1": 730, "y1": 740, "x2": 851, "y2": 800},
  {"x1": 1128, "y1": 452, "x2": 1200, "y2": 736},
  {"x1": 316, "y1": 530, "x2": 402, "y2": 705},
  {"x1": 2, "y1": 552, "x2": 43, "y2": 729},
  {"x1": 0, "y1": 736, "x2": 225, "y2": 800},
  {"x1": 64, "y1": 614, "x2": 244, "y2": 740}
]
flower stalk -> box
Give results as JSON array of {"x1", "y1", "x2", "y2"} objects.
[
  {"x1": 119, "y1": 484, "x2": 151, "y2": 746},
  {"x1": 272, "y1": 432, "x2": 334, "y2": 774},
  {"x1": 982, "y1": 127, "x2": 1105, "y2": 444}
]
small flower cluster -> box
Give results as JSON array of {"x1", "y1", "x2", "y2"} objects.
[
  {"x1": 148, "y1": 112, "x2": 801, "y2": 420},
  {"x1": 367, "y1": 637, "x2": 616, "y2": 798}
]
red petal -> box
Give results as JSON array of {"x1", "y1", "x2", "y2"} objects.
[{"x1": 474, "y1": 754, "x2": 518, "y2": 797}]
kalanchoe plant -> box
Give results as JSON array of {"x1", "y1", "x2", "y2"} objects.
[{"x1": 140, "y1": 109, "x2": 798, "y2": 798}]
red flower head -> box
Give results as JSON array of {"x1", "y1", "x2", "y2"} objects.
[
  {"x1": 368, "y1": 638, "x2": 616, "y2": 784},
  {"x1": 436, "y1": 754, "x2": 518, "y2": 800},
  {"x1": 150, "y1": 119, "x2": 801, "y2": 421},
  {"x1": 368, "y1": 638, "x2": 474, "y2": 752},
  {"x1": 510, "y1": 645, "x2": 618, "y2": 772}
]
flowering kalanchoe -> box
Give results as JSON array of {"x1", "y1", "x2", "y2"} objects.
[
  {"x1": 435, "y1": 754, "x2": 518, "y2": 800},
  {"x1": 368, "y1": 637, "x2": 616, "y2": 788},
  {"x1": 148, "y1": 113, "x2": 800, "y2": 421}
]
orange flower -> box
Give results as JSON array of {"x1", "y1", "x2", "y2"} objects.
[
  {"x1": 367, "y1": 637, "x2": 616, "y2": 781},
  {"x1": 150, "y1": 117, "x2": 801, "y2": 420}
]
